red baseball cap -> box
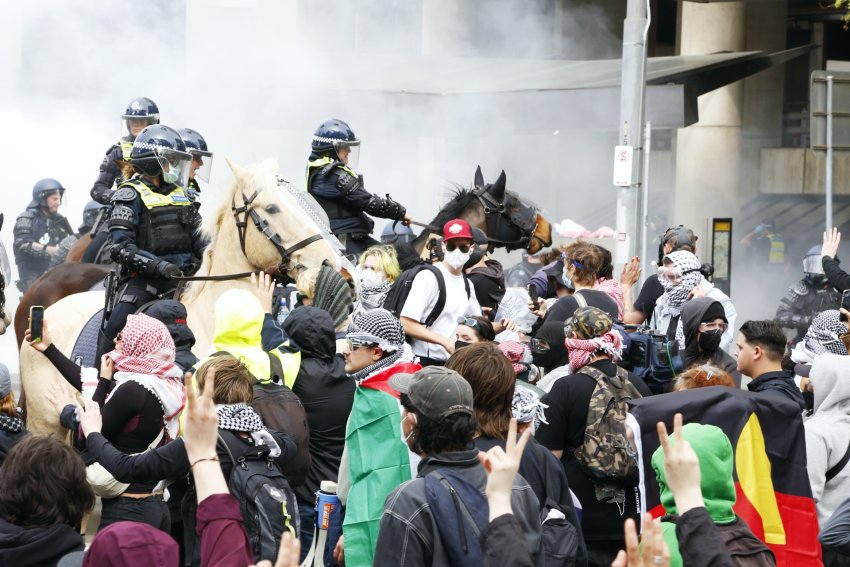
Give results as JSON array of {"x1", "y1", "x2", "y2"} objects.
[{"x1": 442, "y1": 219, "x2": 473, "y2": 241}]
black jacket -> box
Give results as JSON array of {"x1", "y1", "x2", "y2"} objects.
[
  {"x1": 824, "y1": 256, "x2": 850, "y2": 294},
  {"x1": 0, "y1": 429, "x2": 27, "y2": 468},
  {"x1": 672, "y1": 507, "x2": 775, "y2": 567},
  {"x1": 0, "y1": 517, "x2": 84, "y2": 567},
  {"x1": 681, "y1": 297, "x2": 743, "y2": 387},
  {"x1": 282, "y1": 307, "x2": 354, "y2": 503},
  {"x1": 91, "y1": 140, "x2": 130, "y2": 204},
  {"x1": 306, "y1": 153, "x2": 405, "y2": 235},
  {"x1": 467, "y1": 259, "x2": 506, "y2": 311},
  {"x1": 12, "y1": 206, "x2": 73, "y2": 289},
  {"x1": 747, "y1": 370, "x2": 805, "y2": 412},
  {"x1": 144, "y1": 300, "x2": 199, "y2": 372}
]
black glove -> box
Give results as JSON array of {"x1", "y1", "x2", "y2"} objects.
[{"x1": 155, "y1": 261, "x2": 183, "y2": 279}]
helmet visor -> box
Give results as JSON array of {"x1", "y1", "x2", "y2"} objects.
[
  {"x1": 335, "y1": 141, "x2": 360, "y2": 171},
  {"x1": 189, "y1": 150, "x2": 214, "y2": 183},
  {"x1": 122, "y1": 115, "x2": 159, "y2": 139},
  {"x1": 155, "y1": 148, "x2": 193, "y2": 187},
  {"x1": 803, "y1": 253, "x2": 824, "y2": 275}
]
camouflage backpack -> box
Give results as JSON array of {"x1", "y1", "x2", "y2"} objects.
[{"x1": 573, "y1": 364, "x2": 642, "y2": 484}]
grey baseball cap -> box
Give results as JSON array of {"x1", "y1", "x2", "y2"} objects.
[
  {"x1": 0, "y1": 363, "x2": 10, "y2": 399},
  {"x1": 389, "y1": 366, "x2": 473, "y2": 422}
]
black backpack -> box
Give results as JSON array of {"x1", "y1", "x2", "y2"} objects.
[
  {"x1": 217, "y1": 430, "x2": 300, "y2": 562},
  {"x1": 382, "y1": 263, "x2": 470, "y2": 327}
]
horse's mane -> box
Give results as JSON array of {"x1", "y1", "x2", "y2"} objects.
[{"x1": 426, "y1": 186, "x2": 476, "y2": 229}]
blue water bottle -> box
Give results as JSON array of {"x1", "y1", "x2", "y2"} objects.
[{"x1": 311, "y1": 481, "x2": 341, "y2": 566}]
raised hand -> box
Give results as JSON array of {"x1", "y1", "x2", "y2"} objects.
[
  {"x1": 823, "y1": 227, "x2": 841, "y2": 259},
  {"x1": 657, "y1": 413, "x2": 704, "y2": 515}
]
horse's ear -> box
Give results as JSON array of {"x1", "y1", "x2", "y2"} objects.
[
  {"x1": 487, "y1": 170, "x2": 507, "y2": 203},
  {"x1": 474, "y1": 165, "x2": 484, "y2": 190},
  {"x1": 226, "y1": 158, "x2": 249, "y2": 183}
]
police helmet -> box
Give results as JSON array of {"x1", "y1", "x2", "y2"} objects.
[
  {"x1": 658, "y1": 225, "x2": 697, "y2": 263},
  {"x1": 312, "y1": 119, "x2": 360, "y2": 169},
  {"x1": 122, "y1": 97, "x2": 160, "y2": 138},
  {"x1": 130, "y1": 125, "x2": 193, "y2": 187},
  {"x1": 381, "y1": 221, "x2": 416, "y2": 244},
  {"x1": 179, "y1": 128, "x2": 214, "y2": 183},
  {"x1": 803, "y1": 245, "x2": 827, "y2": 286},
  {"x1": 80, "y1": 200, "x2": 108, "y2": 233},
  {"x1": 30, "y1": 178, "x2": 65, "y2": 208}
]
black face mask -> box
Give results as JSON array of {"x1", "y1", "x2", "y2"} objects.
[
  {"x1": 697, "y1": 329, "x2": 723, "y2": 353},
  {"x1": 803, "y1": 389, "x2": 814, "y2": 416},
  {"x1": 455, "y1": 340, "x2": 471, "y2": 351}
]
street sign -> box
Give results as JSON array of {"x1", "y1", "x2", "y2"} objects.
[
  {"x1": 613, "y1": 145, "x2": 635, "y2": 186},
  {"x1": 811, "y1": 71, "x2": 850, "y2": 151}
]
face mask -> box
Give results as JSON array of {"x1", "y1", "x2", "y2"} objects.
[
  {"x1": 444, "y1": 248, "x2": 471, "y2": 270},
  {"x1": 163, "y1": 162, "x2": 180, "y2": 184},
  {"x1": 401, "y1": 414, "x2": 417, "y2": 444},
  {"x1": 803, "y1": 389, "x2": 814, "y2": 415},
  {"x1": 455, "y1": 340, "x2": 471, "y2": 350},
  {"x1": 359, "y1": 269, "x2": 386, "y2": 288},
  {"x1": 697, "y1": 329, "x2": 723, "y2": 353}
]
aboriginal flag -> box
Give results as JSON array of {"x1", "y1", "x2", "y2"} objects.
[{"x1": 627, "y1": 386, "x2": 820, "y2": 566}]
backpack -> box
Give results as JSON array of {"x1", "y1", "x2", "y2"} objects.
[
  {"x1": 573, "y1": 365, "x2": 642, "y2": 484},
  {"x1": 217, "y1": 429, "x2": 300, "y2": 562},
  {"x1": 423, "y1": 468, "x2": 489, "y2": 566},
  {"x1": 383, "y1": 263, "x2": 470, "y2": 327},
  {"x1": 535, "y1": 443, "x2": 580, "y2": 566}
]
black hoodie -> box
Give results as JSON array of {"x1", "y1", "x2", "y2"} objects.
[
  {"x1": 681, "y1": 297, "x2": 742, "y2": 388},
  {"x1": 143, "y1": 300, "x2": 199, "y2": 373},
  {"x1": 467, "y1": 259, "x2": 506, "y2": 311},
  {"x1": 0, "y1": 517, "x2": 84, "y2": 567},
  {"x1": 282, "y1": 307, "x2": 355, "y2": 503}
]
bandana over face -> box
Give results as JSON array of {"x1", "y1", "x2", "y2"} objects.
[
  {"x1": 563, "y1": 306, "x2": 624, "y2": 373},
  {"x1": 657, "y1": 251, "x2": 703, "y2": 317}
]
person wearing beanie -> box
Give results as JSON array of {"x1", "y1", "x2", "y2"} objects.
[
  {"x1": 650, "y1": 423, "x2": 773, "y2": 567},
  {"x1": 681, "y1": 297, "x2": 741, "y2": 388},
  {"x1": 335, "y1": 309, "x2": 421, "y2": 566},
  {"x1": 400, "y1": 219, "x2": 482, "y2": 366},
  {"x1": 0, "y1": 362, "x2": 27, "y2": 467}
]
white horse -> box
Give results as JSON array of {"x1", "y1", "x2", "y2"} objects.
[{"x1": 20, "y1": 159, "x2": 341, "y2": 436}]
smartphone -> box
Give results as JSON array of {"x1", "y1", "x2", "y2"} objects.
[
  {"x1": 842, "y1": 290, "x2": 850, "y2": 312},
  {"x1": 528, "y1": 286, "x2": 540, "y2": 311},
  {"x1": 30, "y1": 306, "x2": 45, "y2": 343}
]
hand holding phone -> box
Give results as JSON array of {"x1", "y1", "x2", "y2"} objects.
[
  {"x1": 528, "y1": 286, "x2": 540, "y2": 311},
  {"x1": 29, "y1": 306, "x2": 45, "y2": 343}
]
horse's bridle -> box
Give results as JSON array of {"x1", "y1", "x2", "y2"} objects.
[
  {"x1": 471, "y1": 186, "x2": 542, "y2": 252},
  {"x1": 231, "y1": 188, "x2": 324, "y2": 281}
]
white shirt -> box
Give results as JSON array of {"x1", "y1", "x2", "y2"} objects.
[{"x1": 400, "y1": 262, "x2": 481, "y2": 361}]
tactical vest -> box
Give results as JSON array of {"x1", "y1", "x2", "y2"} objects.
[
  {"x1": 123, "y1": 179, "x2": 196, "y2": 257},
  {"x1": 767, "y1": 233, "x2": 785, "y2": 264},
  {"x1": 306, "y1": 157, "x2": 363, "y2": 223}
]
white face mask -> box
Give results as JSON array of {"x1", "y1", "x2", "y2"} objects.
[
  {"x1": 444, "y1": 248, "x2": 471, "y2": 270},
  {"x1": 359, "y1": 268, "x2": 386, "y2": 288}
]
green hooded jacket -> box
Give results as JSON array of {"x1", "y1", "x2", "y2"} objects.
[{"x1": 651, "y1": 423, "x2": 736, "y2": 567}]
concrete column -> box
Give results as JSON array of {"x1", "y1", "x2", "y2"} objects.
[{"x1": 674, "y1": 1, "x2": 746, "y2": 247}]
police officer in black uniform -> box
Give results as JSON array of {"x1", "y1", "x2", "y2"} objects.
[
  {"x1": 100, "y1": 124, "x2": 204, "y2": 354},
  {"x1": 307, "y1": 119, "x2": 409, "y2": 257},
  {"x1": 12, "y1": 179, "x2": 73, "y2": 292},
  {"x1": 48, "y1": 200, "x2": 109, "y2": 269},
  {"x1": 776, "y1": 245, "x2": 840, "y2": 344}
]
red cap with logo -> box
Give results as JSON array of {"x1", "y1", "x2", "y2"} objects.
[{"x1": 442, "y1": 219, "x2": 473, "y2": 241}]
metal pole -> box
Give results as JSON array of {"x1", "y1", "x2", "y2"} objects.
[
  {"x1": 826, "y1": 75, "x2": 834, "y2": 232},
  {"x1": 641, "y1": 121, "x2": 652, "y2": 278},
  {"x1": 615, "y1": 0, "x2": 648, "y2": 269}
]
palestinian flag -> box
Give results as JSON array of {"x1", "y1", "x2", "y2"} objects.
[{"x1": 627, "y1": 386, "x2": 820, "y2": 566}]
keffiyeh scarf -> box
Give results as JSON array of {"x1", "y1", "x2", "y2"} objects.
[
  {"x1": 594, "y1": 277, "x2": 625, "y2": 320},
  {"x1": 511, "y1": 388, "x2": 549, "y2": 433},
  {"x1": 657, "y1": 251, "x2": 703, "y2": 318},
  {"x1": 565, "y1": 330, "x2": 624, "y2": 374},
  {"x1": 356, "y1": 282, "x2": 392, "y2": 313},
  {"x1": 804, "y1": 310, "x2": 849, "y2": 356},
  {"x1": 216, "y1": 403, "x2": 281, "y2": 458},
  {"x1": 498, "y1": 340, "x2": 530, "y2": 374},
  {"x1": 0, "y1": 410, "x2": 23, "y2": 434}
]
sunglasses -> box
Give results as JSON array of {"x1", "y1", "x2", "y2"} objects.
[
  {"x1": 445, "y1": 243, "x2": 471, "y2": 253},
  {"x1": 457, "y1": 317, "x2": 482, "y2": 332},
  {"x1": 346, "y1": 338, "x2": 376, "y2": 351}
]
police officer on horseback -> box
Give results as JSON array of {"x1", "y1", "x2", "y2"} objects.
[
  {"x1": 100, "y1": 124, "x2": 205, "y2": 353},
  {"x1": 307, "y1": 119, "x2": 410, "y2": 256},
  {"x1": 178, "y1": 127, "x2": 214, "y2": 206},
  {"x1": 12, "y1": 179, "x2": 73, "y2": 292}
]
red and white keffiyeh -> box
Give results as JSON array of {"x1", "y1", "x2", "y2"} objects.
[
  {"x1": 594, "y1": 277, "x2": 625, "y2": 320},
  {"x1": 498, "y1": 340, "x2": 529, "y2": 374},
  {"x1": 107, "y1": 314, "x2": 186, "y2": 440},
  {"x1": 564, "y1": 330, "x2": 623, "y2": 374}
]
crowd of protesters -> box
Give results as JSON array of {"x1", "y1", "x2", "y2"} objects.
[{"x1": 6, "y1": 214, "x2": 850, "y2": 567}]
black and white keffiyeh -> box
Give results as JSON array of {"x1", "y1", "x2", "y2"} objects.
[
  {"x1": 0, "y1": 410, "x2": 23, "y2": 434},
  {"x1": 511, "y1": 388, "x2": 548, "y2": 433},
  {"x1": 657, "y1": 251, "x2": 703, "y2": 317},
  {"x1": 216, "y1": 404, "x2": 281, "y2": 458},
  {"x1": 804, "y1": 310, "x2": 849, "y2": 356},
  {"x1": 347, "y1": 309, "x2": 413, "y2": 381}
]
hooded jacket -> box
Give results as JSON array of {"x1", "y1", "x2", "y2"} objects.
[
  {"x1": 680, "y1": 297, "x2": 742, "y2": 387},
  {"x1": 0, "y1": 517, "x2": 84, "y2": 567},
  {"x1": 205, "y1": 289, "x2": 300, "y2": 386},
  {"x1": 651, "y1": 423, "x2": 774, "y2": 567},
  {"x1": 467, "y1": 259, "x2": 506, "y2": 311},
  {"x1": 82, "y1": 520, "x2": 178, "y2": 566},
  {"x1": 282, "y1": 307, "x2": 355, "y2": 504},
  {"x1": 144, "y1": 300, "x2": 198, "y2": 372},
  {"x1": 805, "y1": 353, "x2": 850, "y2": 526}
]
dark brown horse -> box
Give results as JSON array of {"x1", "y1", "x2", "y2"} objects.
[
  {"x1": 410, "y1": 166, "x2": 551, "y2": 257},
  {"x1": 14, "y1": 263, "x2": 111, "y2": 348}
]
